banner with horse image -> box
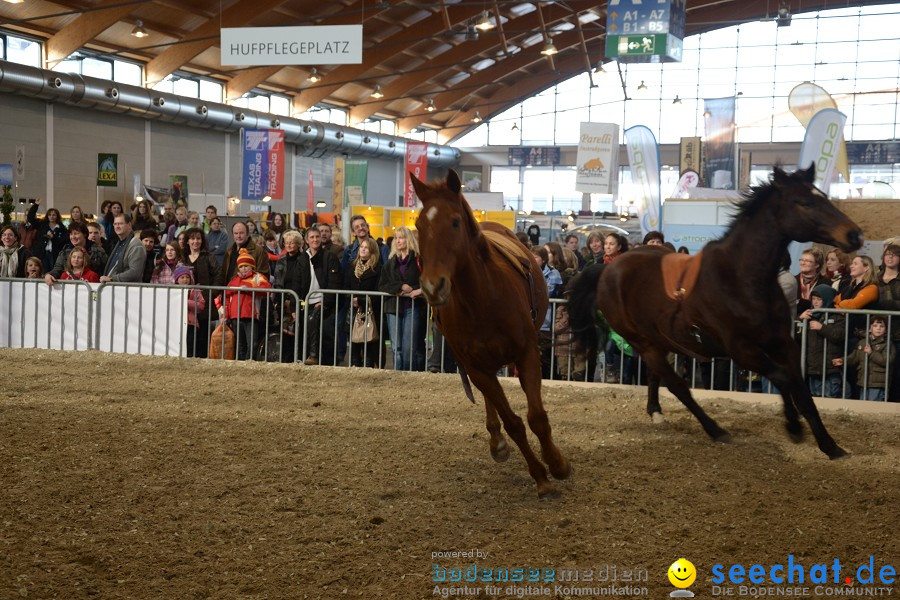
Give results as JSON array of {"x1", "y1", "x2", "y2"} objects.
[
  {"x1": 798, "y1": 108, "x2": 847, "y2": 194},
  {"x1": 624, "y1": 125, "x2": 661, "y2": 239},
  {"x1": 703, "y1": 97, "x2": 735, "y2": 189},
  {"x1": 575, "y1": 122, "x2": 619, "y2": 194}
]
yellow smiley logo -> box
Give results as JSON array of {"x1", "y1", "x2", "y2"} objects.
[{"x1": 668, "y1": 558, "x2": 697, "y2": 588}]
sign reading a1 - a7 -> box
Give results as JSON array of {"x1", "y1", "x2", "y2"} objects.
[{"x1": 607, "y1": 0, "x2": 671, "y2": 35}]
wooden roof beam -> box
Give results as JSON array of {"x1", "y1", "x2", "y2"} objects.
[{"x1": 45, "y1": 0, "x2": 137, "y2": 67}]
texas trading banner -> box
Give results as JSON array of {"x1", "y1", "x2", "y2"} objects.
[
  {"x1": 703, "y1": 97, "x2": 735, "y2": 189},
  {"x1": 798, "y1": 108, "x2": 847, "y2": 193},
  {"x1": 241, "y1": 129, "x2": 285, "y2": 200},
  {"x1": 405, "y1": 142, "x2": 428, "y2": 208},
  {"x1": 575, "y1": 122, "x2": 619, "y2": 195},
  {"x1": 624, "y1": 125, "x2": 661, "y2": 239},
  {"x1": 97, "y1": 154, "x2": 118, "y2": 187}
]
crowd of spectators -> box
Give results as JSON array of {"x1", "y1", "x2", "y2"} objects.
[{"x1": 2, "y1": 198, "x2": 898, "y2": 400}]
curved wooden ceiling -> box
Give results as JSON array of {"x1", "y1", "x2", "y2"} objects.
[{"x1": 0, "y1": 0, "x2": 894, "y2": 143}]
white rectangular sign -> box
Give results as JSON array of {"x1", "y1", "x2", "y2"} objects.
[
  {"x1": 575, "y1": 122, "x2": 619, "y2": 194},
  {"x1": 221, "y1": 25, "x2": 363, "y2": 66}
]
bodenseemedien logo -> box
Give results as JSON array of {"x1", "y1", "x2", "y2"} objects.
[{"x1": 669, "y1": 558, "x2": 697, "y2": 598}]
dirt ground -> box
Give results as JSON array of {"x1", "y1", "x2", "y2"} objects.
[{"x1": 1, "y1": 350, "x2": 898, "y2": 600}]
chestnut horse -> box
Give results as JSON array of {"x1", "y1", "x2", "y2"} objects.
[
  {"x1": 568, "y1": 165, "x2": 862, "y2": 458},
  {"x1": 410, "y1": 170, "x2": 571, "y2": 499}
]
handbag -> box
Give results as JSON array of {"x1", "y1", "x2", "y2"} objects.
[
  {"x1": 351, "y1": 307, "x2": 378, "y2": 343},
  {"x1": 209, "y1": 320, "x2": 235, "y2": 360}
]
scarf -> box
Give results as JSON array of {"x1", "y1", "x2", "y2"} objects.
[
  {"x1": 354, "y1": 255, "x2": 377, "y2": 279},
  {"x1": 0, "y1": 246, "x2": 19, "y2": 278},
  {"x1": 799, "y1": 273, "x2": 818, "y2": 299}
]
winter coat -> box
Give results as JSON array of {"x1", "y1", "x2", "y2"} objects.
[
  {"x1": 345, "y1": 261, "x2": 383, "y2": 321},
  {"x1": 26, "y1": 204, "x2": 67, "y2": 265},
  {"x1": 803, "y1": 285, "x2": 846, "y2": 377},
  {"x1": 846, "y1": 333, "x2": 894, "y2": 388},
  {"x1": 378, "y1": 251, "x2": 422, "y2": 315},
  {"x1": 877, "y1": 275, "x2": 900, "y2": 342},
  {"x1": 225, "y1": 272, "x2": 272, "y2": 320},
  {"x1": 60, "y1": 267, "x2": 100, "y2": 283}
]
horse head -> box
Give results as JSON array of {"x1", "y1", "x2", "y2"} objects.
[
  {"x1": 410, "y1": 170, "x2": 484, "y2": 306},
  {"x1": 769, "y1": 164, "x2": 862, "y2": 252}
]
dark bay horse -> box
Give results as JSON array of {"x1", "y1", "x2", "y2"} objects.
[
  {"x1": 410, "y1": 170, "x2": 571, "y2": 499},
  {"x1": 568, "y1": 165, "x2": 862, "y2": 458}
]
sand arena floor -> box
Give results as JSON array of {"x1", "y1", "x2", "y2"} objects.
[{"x1": 1, "y1": 349, "x2": 898, "y2": 600}]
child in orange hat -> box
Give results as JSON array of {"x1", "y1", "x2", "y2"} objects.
[{"x1": 225, "y1": 248, "x2": 272, "y2": 360}]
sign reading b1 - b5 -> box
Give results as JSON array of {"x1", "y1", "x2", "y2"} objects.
[{"x1": 606, "y1": 0, "x2": 685, "y2": 63}]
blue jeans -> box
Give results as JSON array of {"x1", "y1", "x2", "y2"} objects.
[
  {"x1": 807, "y1": 374, "x2": 844, "y2": 398},
  {"x1": 386, "y1": 304, "x2": 426, "y2": 372},
  {"x1": 861, "y1": 387, "x2": 885, "y2": 402}
]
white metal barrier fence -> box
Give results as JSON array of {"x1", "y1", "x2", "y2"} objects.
[{"x1": 2, "y1": 279, "x2": 896, "y2": 401}]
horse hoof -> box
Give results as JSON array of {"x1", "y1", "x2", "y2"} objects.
[
  {"x1": 490, "y1": 441, "x2": 510, "y2": 463},
  {"x1": 650, "y1": 412, "x2": 666, "y2": 425},
  {"x1": 537, "y1": 484, "x2": 561, "y2": 500},
  {"x1": 828, "y1": 446, "x2": 850, "y2": 460},
  {"x1": 550, "y1": 459, "x2": 573, "y2": 481},
  {"x1": 785, "y1": 421, "x2": 805, "y2": 443},
  {"x1": 714, "y1": 432, "x2": 733, "y2": 444}
]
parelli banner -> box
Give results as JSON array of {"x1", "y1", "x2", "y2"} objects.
[
  {"x1": 798, "y1": 108, "x2": 847, "y2": 193},
  {"x1": 241, "y1": 129, "x2": 285, "y2": 200},
  {"x1": 624, "y1": 125, "x2": 661, "y2": 238},
  {"x1": 575, "y1": 122, "x2": 619, "y2": 194},
  {"x1": 405, "y1": 142, "x2": 428, "y2": 208}
]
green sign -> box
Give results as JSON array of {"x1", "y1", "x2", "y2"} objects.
[
  {"x1": 97, "y1": 153, "x2": 118, "y2": 187},
  {"x1": 606, "y1": 33, "x2": 683, "y2": 63}
]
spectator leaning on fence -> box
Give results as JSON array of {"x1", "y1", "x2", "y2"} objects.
[
  {"x1": 0, "y1": 225, "x2": 32, "y2": 279},
  {"x1": 345, "y1": 237, "x2": 383, "y2": 368},
  {"x1": 100, "y1": 213, "x2": 146, "y2": 283},
  {"x1": 839, "y1": 316, "x2": 895, "y2": 401},
  {"x1": 225, "y1": 248, "x2": 272, "y2": 361},
  {"x1": 302, "y1": 226, "x2": 343, "y2": 366},
  {"x1": 59, "y1": 247, "x2": 99, "y2": 283},
  {"x1": 219, "y1": 221, "x2": 269, "y2": 286},
  {"x1": 44, "y1": 221, "x2": 107, "y2": 286},
  {"x1": 799, "y1": 284, "x2": 846, "y2": 398},
  {"x1": 173, "y1": 263, "x2": 206, "y2": 359}
]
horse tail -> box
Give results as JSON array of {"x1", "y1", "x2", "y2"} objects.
[{"x1": 567, "y1": 263, "x2": 605, "y2": 356}]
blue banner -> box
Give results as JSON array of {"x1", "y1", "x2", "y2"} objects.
[{"x1": 241, "y1": 129, "x2": 286, "y2": 200}]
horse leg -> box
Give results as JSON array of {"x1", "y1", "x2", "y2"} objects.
[
  {"x1": 516, "y1": 349, "x2": 571, "y2": 481},
  {"x1": 763, "y1": 361, "x2": 846, "y2": 459},
  {"x1": 467, "y1": 369, "x2": 558, "y2": 499},
  {"x1": 484, "y1": 400, "x2": 509, "y2": 462},
  {"x1": 641, "y1": 349, "x2": 731, "y2": 443},
  {"x1": 647, "y1": 371, "x2": 666, "y2": 424}
]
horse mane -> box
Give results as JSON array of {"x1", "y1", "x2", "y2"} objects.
[{"x1": 722, "y1": 166, "x2": 797, "y2": 237}]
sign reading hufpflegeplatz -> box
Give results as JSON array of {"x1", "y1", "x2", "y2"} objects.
[{"x1": 221, "y1": 25, "x2": 363, "y2": 66}]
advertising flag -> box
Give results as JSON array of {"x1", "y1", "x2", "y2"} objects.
[
  {"x1": 241, "y1": 129, "x2": 285, "y2": 200},
  {"x1": 789, "y1": 82, "x2": 849, "y2": 183},
  {"x1": 575, "y1": 122, "x2": 619, "y2": 194},
  {"x1": 798, "y1": 108, "x2": 847, "y2": 193},
  {"x1": 343, "y1": 160, "x2": 368, "y2": 207},
  {"x1": 624, "y1": 125, "x2": 661, "y2": 238},
  {"x1": 405, "y1": 142, "x2": 428, "y2": 207}
]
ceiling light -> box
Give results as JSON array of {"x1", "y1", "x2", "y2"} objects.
[
  {"x1": 475, "y1": 11, "x2": 495, "y2": 31},
  {"x1": 307, "y1": 68, "x2": 320, "y2": 83},
  {"x1": 131, "y1": 20, "x2": 148, "y2": 38},
  {"x1": 3, "y1": 0, "x2": 25, "y2": 4},
  {"x1": 424, "y1": 99, "x2": 435, "y2": 112},
  {"x1": 510, "y1": 123, "x2": 519, "y2": 131},
  {"x1": 637, "y1": 80, "x2": 647, "y2": 91},
  {"x1": 703, "y1": 109, "x2": 712, "y2": 118},
  {"x1": 672, "y1": 95, "x2": 682, "y2": 104},
  {"x1": 593, "y1": 63, "x2": 607, "y2": 75},
  {"x1": 370, "y1": 85, "x2": 384, "y2": 99},
  {"x1": 316, "y1": 200, "x2": 327, "y2": 208},
  {"x1": 472, "y1": 111, "x2": 482, "y2": 123},
  {"x1": 540, "y1": 40, "x2": 558, "y2": 56},
  {"x1": 776, "y1": 2, "x2": 792, "y2": 26},
  {"x1": 465, "y1": 23, "x2": 479, "y2": 41}
]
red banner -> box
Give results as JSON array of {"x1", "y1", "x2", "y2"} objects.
[
  {"x1": 267, "y1": 130, "x2": 285, "y2": 199},
  {"x1": 404, "y1": 142, "x2": 428, "y2": 207},
  {"x1": 307, "y1": 169, "x2": 314, "y2": 211}
]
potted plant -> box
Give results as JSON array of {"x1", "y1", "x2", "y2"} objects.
[{"x1": 0, "y1": 185, "x2": 14, "y2": 225}]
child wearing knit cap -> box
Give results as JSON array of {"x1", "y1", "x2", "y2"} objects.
[
  {"x1": 173, "y1": 262, "x2": 207, "y2": 358},
  {"x1": 225, "y1": 248, "x2": 272, "y2": 360}
]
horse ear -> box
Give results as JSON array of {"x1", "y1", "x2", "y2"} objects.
[
  {"x1": 772, "y1": 165, "x2": 789, "y2": 185},
  {"x1": 800, "y1": 162, "x2": 816, "y2": 183},
  {"x1": 447, "y1": 169, "x2": 462, "y2": 195},
  {"x1": 409, "y1": 173, "x2": 430, "y2": 204}
]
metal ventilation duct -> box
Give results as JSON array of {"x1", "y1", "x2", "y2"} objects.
[{"x1": 0, "y1": 59, "x2": 461, "y2": 167}]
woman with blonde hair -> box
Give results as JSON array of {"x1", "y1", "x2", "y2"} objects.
[
  {"x1": 378, "y1": 226, "x2": 425, "y2": 371},
  {"x1": 834, "y1": 254, "x2": 880, "y2": 397},
  {"x1": 346, "y1": 237, "x2": 383, "y2": 368}
]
